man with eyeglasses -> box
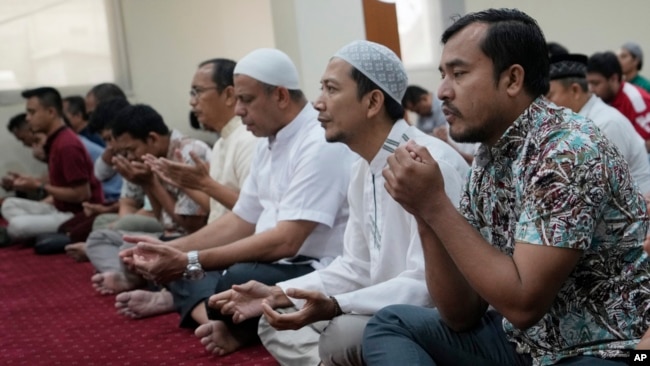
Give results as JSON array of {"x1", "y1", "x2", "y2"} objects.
[
  {"x1": 119, "y1": 48, "x2": 355, "y2": 357},
  {"x1": 112, "y1": 58, "x2": 258, "y2": 321}
]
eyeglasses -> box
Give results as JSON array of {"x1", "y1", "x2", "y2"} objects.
[{"x1": 190, "y1": 86, "x2": 218, "y2": 99}]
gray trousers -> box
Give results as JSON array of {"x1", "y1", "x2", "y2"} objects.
[
  {"x1": 85, "y1": 228, "x2": 159, "y2": 275},
  {"x1": 258, "y1": 309, "x2": 369, "y2": 366}
]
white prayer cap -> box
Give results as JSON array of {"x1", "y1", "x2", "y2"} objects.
[
  {"x1": 234, "y1": 48, "x2": 300, "y2": 89},
  {"x1": 333, "y1": 40, "x2": 407, "y2": 104}
]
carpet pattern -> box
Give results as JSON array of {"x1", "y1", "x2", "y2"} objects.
[{"x1": 0, "y1": 245, "x2": 278, "y2": 365}]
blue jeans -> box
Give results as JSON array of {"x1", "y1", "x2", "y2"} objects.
[{"x1": 362, "y1": 305, "x2": 626, "y2": 366}]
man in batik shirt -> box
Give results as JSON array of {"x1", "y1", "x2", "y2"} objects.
[{"x1": 364, "y1": 8, "x2": 650, "y2": 366}]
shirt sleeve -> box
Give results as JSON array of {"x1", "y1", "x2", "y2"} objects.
[
  {"x1": 515, "y1": 134, "x2": 606, "y2": 249},
  {"x1": 276, "y1": 140, "x2": 352, "y2": 227}
]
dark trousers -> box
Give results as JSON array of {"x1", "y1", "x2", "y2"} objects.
[{"x1": 170, "y1": 261, "x2": 315, "y2": 334}]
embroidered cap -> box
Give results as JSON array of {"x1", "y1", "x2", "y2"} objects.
[
  {"x1": 234, "y1": 48, "x2": 300, "y2": 89},
  {"x1": 621, "y1": 42, "x2": 643, "y2": 65},
  {"x1": 549, "y1": 53, "x2": 588, "y2": 80},
  {"x1": 333, "y1": 40, "x2": 408, "y2": 105}
]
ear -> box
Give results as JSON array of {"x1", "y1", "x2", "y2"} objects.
[
  {"x1": 222, "y1": 85, "x2": 236, "y2": 107},
  {"x1": 501, "y1": 64, "x2": 525, "y2": 97},
  {"x1": 146, "y1": 131, "x2": 159, "y2": 146},
  {"x1": 570, "y1": 83, "x2": 582, "y2": 98},
  {"x1": 365, "y1": 90, "x2": 385, "y2": 119},
  {"x1": 275, "y1": 87, "x2": 291, "y2": 109}
]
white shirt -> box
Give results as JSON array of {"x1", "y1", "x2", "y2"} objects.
[
  {"x1": 579, "y1": 94, "x2": 650, "y2": 194},
  {"x1": 278, "y1": 120, "x2": 470, "y2": 314},
  {"x1": 233, "y1": 104, "x2": 356, "y2": 267},
  {"x1": 207, "y1": 116, "x2": 257, "y2": 224}
]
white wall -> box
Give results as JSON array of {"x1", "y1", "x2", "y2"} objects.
[
  {"x1": 3, "y1": 0, "x2": 649, "y2": 186},
  {"x1": 407, "y1": 0, "x2": 650, "y2": 95},
  {"x1": 270, "y1": 0, "x2": 366, "y2": 102},
  {"x1": 0, "y1": 0, "x2": 276, "y2": 188},
  {"x1": 120, "y1": 0, "x2": 275, "y2": 142}
]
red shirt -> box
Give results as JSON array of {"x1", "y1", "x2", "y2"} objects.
[
  {"x1": 44, "y1": 127, "x2": 104, "y2": 213},
  {"x1": 611, "y1": 82, "x2": 650, "y2": 140}
]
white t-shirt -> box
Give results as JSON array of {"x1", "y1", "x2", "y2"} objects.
[
  {"x1": 579, "y1": 94, "x2": 650, "y2": 195},
  {"x1": 233, "y1": 104, "x2": 357, "y2": 267}
]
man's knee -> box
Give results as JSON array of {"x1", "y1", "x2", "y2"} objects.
[
  {"x1": 6, "y1": 217, "x2": 32, "y2": 238},
  {"x1": 319, "y1": 315, "x2": 369, "y2": 366}
]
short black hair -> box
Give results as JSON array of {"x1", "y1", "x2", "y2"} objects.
[
  {"x1": 111, "y1": 104, "x2": 169, "y2": 141},
  {"x1": 7, "y1": 113, "x2": 27, "y2": 132},
  {"x1": 88, "y1": 97, "x2": 131, "y2": 133},
  {"x1": 350, "y1": 67, "x2": 404, "y2": 121},
  {"x1": 402, "y1": 85, "x2": 429, "y2": 108},
  {"x1": 198, "y1": 58, "x2": 236, "y2": 92},
  {"x1": 21, "y1": 87, "x2": 64, "y2": 116},
  {"x1": 441, "y1": 8, "x2": 549, "y2": 97},
  {"x1": 87, "y1": 83, "x2": 127, "y2": 104},
  {"x1": 547, "y1": 42, "x2": 569, "y2": 58},
  {"x1": 63, "y1": 95, "x2": 88, "y2": 120},
  {"x1": 587, "y1": 51, "x2": 623, "y2": 82}
]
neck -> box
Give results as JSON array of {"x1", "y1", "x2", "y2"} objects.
[
  {"x1": 213, "y1": 111, "x2": 236, "y2": 134},
  {"x1": 624, "y1": 70, "x2": 639, "y2": 81},
  {"x1": 484, "y1": 96, "x2": 535, "y2": 147},
  {"x1": 352, "y1": 117, "x2": 395, "y2": 162},
  {"x1": 272, "y1": 100, "x2": 307, "y2": 136},
  {"x1": 45, "y1": 118, "x2": 66, "y2": 137},
  {"x1": 574, "y1": 92, "x2": 592, "y2": 112},
  {"x1": 73, "y1": 120, "x2": 88, "y2": 133}
]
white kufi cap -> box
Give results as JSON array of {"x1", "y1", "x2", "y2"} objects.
[
  {"x1": 234, "y1": 48, "x2": 300, "y2": 89},
  {"x1": 334, "y1": 40, "x2": 407, "y2": 104}
]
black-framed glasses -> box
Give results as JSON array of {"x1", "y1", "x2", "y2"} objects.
[{"x1": 190, "y1": 86, "x2": 218, "y2": 99}]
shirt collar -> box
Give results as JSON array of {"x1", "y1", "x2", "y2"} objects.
[
  {"x1": 578, "y1": 94, "x2": 598, "y2": 116},
  {"x1": 43, "y1": 125, "x2": 69, "y2": 157},
  {"x1": 268, "y1": 103, "x2": 317, "y2": 150},
  {"x1": 220, "y1": 116, "x2": 243, "y2": 140},
  {"x1": 475, "y1": 96, "x2": 551, "y2": 168},
  {"x1": 369, "y1": 119, "x2": 411, "y2": 174}
]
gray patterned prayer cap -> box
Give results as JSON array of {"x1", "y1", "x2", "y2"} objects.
[
  {"x1": 549, "y1": 53, "x2": 588, "y2": 80},
  {"x1": 622, "y1": 42, "x2": 643, "y2": 64},
  {"x1": 333, "y1": 40, "x2": 408, "y2": 104},
  {"x1": 234, "y1": 48, "x2": 300, "y2": 89}
]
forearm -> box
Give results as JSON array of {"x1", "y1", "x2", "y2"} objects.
[
  {"x1": 198, "y1": 226, "x2": 301, "y2": 271},
  {"x1": 171, "y1": 212, "x2": 254, "y2": 252},
  {"x1": 418, "y1": 220, "x2": 487, "y2": 330},
  {"x1": 144, "y1": 179, "x2": 201, "y2": 232},
  {"x1": 420, "y1": 197, "x2": 548, "y2": 328},
  {"x1": 45, "y1": 183, "x2": 90, "y2": 203},
  {"x1": 182, "y1": 188, "x2": 210, "y2": 213},
  {"x1": 202, "y1": 179, "x2": 239, "y2": 211},
  {"x1": 118, "y1": 198, "x2": 140, "y2": 216}
]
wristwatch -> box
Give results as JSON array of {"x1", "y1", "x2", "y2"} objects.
[{"x1": 183, "y1": 250, "x2": 205, "y2": 280}]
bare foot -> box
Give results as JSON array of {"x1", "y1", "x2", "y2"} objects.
[
  {"x1": 195, "y1": 321, "x2": 244, "y2": 356},
  {"x1": 65, "y1": 242, "x2": 88, "y2": 262},
  {"x1": 115, "y1": 289, "x2": 174, "y2": 319},
  {"x1": 91, "y1": 271, "x2": 135, "y2": 295}
]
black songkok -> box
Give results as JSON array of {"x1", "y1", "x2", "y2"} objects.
[{"x1": 549, "y1": 53, "x2": 588, "y2": 80}]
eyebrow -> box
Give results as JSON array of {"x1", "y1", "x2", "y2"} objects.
[{"x1": 438, "y1": 58, "x2": 470, "y2": 72}]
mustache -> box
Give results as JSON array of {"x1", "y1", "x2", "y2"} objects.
[{"x1": 442, "y1": 102, "x2": 462, "y2": 117}]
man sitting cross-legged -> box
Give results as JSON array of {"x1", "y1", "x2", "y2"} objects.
[
  {"x1": 209, "y1": 40, "x2": 470, "y2": 366},
  {"x1": 112, "y1": 57, "x2": 258, "y2": 319},
  {"x1": 87, "y1": 103, "x2": 211, "y2": 295},
  {"x1": 119, "y1": 48, "x2": 356, "y2": 356}
]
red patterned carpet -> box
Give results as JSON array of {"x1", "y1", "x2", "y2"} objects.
[{"x1": 0, "y1": 245, "x2": 278, "y2": 366}]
